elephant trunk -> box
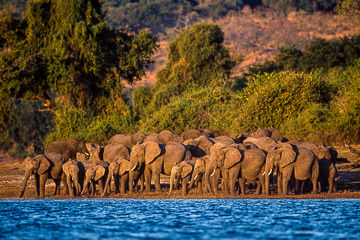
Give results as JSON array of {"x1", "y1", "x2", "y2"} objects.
[
  {"x1": 129, "y1": 169, "x2": 134, "y2": 193},
  {"x1": 264, "y1": 162, "x2": 272, "y2": 196},
  {"x1": 67, "y1": 175, "x2": 74, "y2": 197},
  {"x1": 19, "y1": 170, "x2": 31, "y2": 198}
]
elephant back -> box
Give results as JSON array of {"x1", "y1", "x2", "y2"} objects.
[{"x1": 103, "y1": 143, "x2": 130, "y2": 162}]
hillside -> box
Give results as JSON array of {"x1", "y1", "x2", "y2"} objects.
[{"x1": 132, "y1": 9, "x2": 358, "y2": 87}]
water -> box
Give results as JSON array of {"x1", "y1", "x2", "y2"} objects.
[{"x1": 1, "y1": 199, "x2": 360, "y2": 239}]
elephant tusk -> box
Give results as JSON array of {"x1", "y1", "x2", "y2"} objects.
[
  {"x1": 268, "y1": 168, "x2": 273, "y2": 176},
  {"x1": 130, "y1": 165, "x2": 137, "y2": 171},
  {"x1": 85, "y1": 153, "x2": 90, "y2": 156},
  {"x1": 194, "y1": 175, "x2": 198, "y2": 180},
  {"x1": 262, "y1": 171, "x2": 266, "y2": 176},
  {"x1": 210, "y1": 169, "x2": 216, "y2": 177},
  {"x1": 21, "y1": 177, "x2": 24, "y2": 181}
]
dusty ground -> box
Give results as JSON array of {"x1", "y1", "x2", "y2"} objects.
[{"x1": 1, "y1": 145, "x2": 360, "y2": 200}]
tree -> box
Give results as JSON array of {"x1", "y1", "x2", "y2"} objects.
[{"x1": 0, "y1": 0, "x2": 157, "y2": 154}]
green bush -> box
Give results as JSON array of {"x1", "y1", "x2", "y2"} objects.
[{"x1": 230, "y1": 71, "x2": 328, "y2": 132}]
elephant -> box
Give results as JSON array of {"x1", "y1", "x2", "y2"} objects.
[
  {"x1": 288, "y1": 140, "x2": 337, "y2": 193},
  {"x1": 243, "y1": 137, "x2": 277, "y2": 152},
  {"x1": 143, "y1": 133, "x2": 161, "y2": 143},
  {"x1": 103, "y1": 143, "x2": 130, "y2": 163},
  {"x1": 181, "y1": 129, "x2": 205, "y2": 141},
  {"x1": 85, "y1": 143, "x2": 103, "y2": 163},
  {"x1": 19, "y1": 152, "x2": 66, "y2": 198},
  {"x1": 183, "y1": 136, "x2": 215, "y2": 157},
  {"x1": 187, "y1": 155, "x2": 215, "y2": 194},
  {"x1": 108, "y1": 132, "x2": 146, "y2": 149},
  {"x1": 205, "y1": 146, "x2": 266, "y2": 195},
  {"x1": 264, "y1": 143, "x2": 319, "y2": 195},
  {"x1": 158, "y1": 130, "x2": 183, "y2": 144},
  {"x1": 128, "y1": 141, "x2": 192, "y2": 193},
  {"x1": 102, "y1": 159, "x2": 144, "y2": 195},
  {"x1": 250, "y1": 128, "x2": 285, "y2": 142},
  {"x1": 81, "y1": 162, "x2": 109, "y2": 196},
  {"x1": 168, "y1": 160, "x2": 194, "y2": 196},
  {"x1": 234, "y1": 132, "x2": 250, "y2": 143},
  {"x1": 62, "y1": 160, "x2": 85, "y2": 197},
  {"x1": 46, "y1": 139, "x2": 90, "y2": 161}
]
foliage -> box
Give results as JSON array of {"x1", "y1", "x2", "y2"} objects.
[
  {"x1": 131, "y1": 85, "x2": 152, "y2": 118},
  {"x1": 0, "y1": 100, "x2": 54, "y2": 158},
  {"x1": 0, "y1": 0, "x2": 157, "y2": 153},
  {"x1": 247, "y1": 34, "x2": 360, "y2": 76},
  {"x1": 336, "y1": 0, "x2": 360, "y2": 25},
  {"x1": 230, "y1": 71, "x2": 329, "y2": 132}
]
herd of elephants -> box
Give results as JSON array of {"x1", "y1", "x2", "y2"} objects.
[{"x1": 19, "y1": 128, "x2": 339, "y2": 198}]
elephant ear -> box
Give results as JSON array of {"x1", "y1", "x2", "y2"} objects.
[
  {"x1": 224, "y1": 147, "x2": 242, "y2": 169},
  {"x1": 94, "y1": 165, "x2": 106, "y2": 181},
  {"x1": 144, "y1": 141, "x2": 161, "y2": 165},
  {"x1": 280, "y1": 147, "x2": 297, "y2": 167},
  {"x1": 181, "y1": 163, "x2": 193, "y2": 178},
  {"x1": 38, "y1": 155, "x2": 51, "y2": 175},
  {"x1": 119, "y1": 160, "x2": 130, "y2": 175},
  {"x1": 198, "y1": 137, "x2": 214, "y2": 154},
  {"x1": 210, "y1": 142, "x2": 226, "y2": 155}
]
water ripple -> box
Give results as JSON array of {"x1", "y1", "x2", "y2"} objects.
[{"x1": 1, "y1": 199, "x2": 360, "y2": 239}]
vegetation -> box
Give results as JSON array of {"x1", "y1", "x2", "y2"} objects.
[{"x1": 0, "y1": 0, "x2": 157, "y2": 156}]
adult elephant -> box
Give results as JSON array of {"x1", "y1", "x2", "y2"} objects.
[
  {"x1": 19, "y1": 152, "x2": 66, "y2": 198},
  {"x1": 102, "y1": 159, "x2": 144, "y2": 195},
  {"x1": 205, "y1": 146, "x2": 266, "y2": 195},
  {"x1": 250, "y1": 128, "x2": 285, "y2": 142},
  {"x1": 62, "y1": 160, "x2": 85, "y2": 197},
  {"x1": 128, "y1": 141, "x2": 192, "y2": 193},
  {"x1": 81, "y1": 162, "x2": 109, "y2": 196},
  {"x1": 243, "y1": 137, "x2": 277, "y2": 152},
  {"x1": 183, "y1": 136, "x2": 215, "y2": 157},
  {"x1": 288, "y1": 140, "x2": 337, "y2": 193},
  {"x1": 103, "y1": 143, "x2": 130, "y2": 163},
  {"x1": 85, "y1": 143, "x2": 103, "y2": 163},
  {"x1": 108, "y1": 132, "x2": 146, "y2": 149},
  {"x1": 264, "y1": 143, "x2": 319, "y2": 195},
  {"x1": 181, "y1": 129, "x2": 204, "y2": 141},
  {"x1": 168, "y1": 160, "x2": 194, "y2": 196},
  {"x1": 158, "y1": 130, "x2": 183, "y2": 144},
  {"x1": 210, "y1": 136, "x2": 235, "y2": 146},
  {"x1": 46, "y1": 139, "x2": 90, "y2": 161}
]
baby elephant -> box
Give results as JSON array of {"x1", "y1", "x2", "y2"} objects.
[
  {"x1": 168, "y1": 160, "x2": 194, "y2": 196},
  {"x1": 102, "y1": 159, "x2": 144, "y2": 196},
  {"x1": 62, "y1": 159, "x2": 85, "y2": 197},
  {"x1": 81, "y1": 162, "x2": 109, "y2": 196}
]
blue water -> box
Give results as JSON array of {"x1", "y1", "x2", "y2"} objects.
[{"x1": 1, "y1": 199, "x2": 360, "y2": 239}]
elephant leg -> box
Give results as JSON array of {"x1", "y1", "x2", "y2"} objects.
[
  {"x1": 144, "y1": 168, "x2": 152, "y2": 192},
  {"x1": 277, "y1": 175, "x2": 283, "y2": 194},
  {"x1": 228, "y1": 174, "x2": 236, "y2": 196},
  {"x1": 282, "y1": 178, "x2": 289, "y2": 195},
  {"x1": 152, "y1": 170, "x2": 161, "y2": 192},
  {"x1": 239, "y1": 178, "x2": 245, "y2": 195},
  {"x1": 35, "y1": 174, "x2": 40, "y2": 197},
  {"x1": 61, "y1": 173, "x2": 69, "y2": 196},
  {"x1": 39, "y1": 174, "x2": 48, "y2": 198},
  {"x1": 120, "y1": 176, "x2": 126, "y2": 194},
  {"x1": 67, "y1": 175, "x2": 74, "y2": 197},
  {"x1": 139, "y1": 174, "x2": 145, "y2": 192},
  {"x1": 182, "y1": 176, "x2": 190, "y2": 196},
  {"x1": 54, "y1": 179, "x2": 61, "y2": 196},
  {"x1": 213, "y1": 170, "x2": 220, "y2": 195},
  {"x1": 114, "y1": 175, "x2": 120, "y2": 193},
  {"x1": 91, "y1": 182, "x2": 95, "y2": 196}
]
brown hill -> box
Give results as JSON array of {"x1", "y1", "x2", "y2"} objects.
[{"x1": 129, "y1": 9, "x2": 358, "y2": 87}]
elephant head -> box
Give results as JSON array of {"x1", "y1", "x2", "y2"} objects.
[
  {"x1": 85, "y1": 143, "x2": 103, "y2": 163},
  {"x1": 264, "y1": 143, "x2": 296, "y2": 195},
  {"x1": 19, "y1": 154, "x2": 51, "y2": 198},
  {"x1": 81, "y1": 165, "x2": 107, "y2": 196},
  {"x1": 168, "y1": 161, "x2": 193, "y2": 195},
  {"x1": 205, "y1": 147, "x2": 242, "y2": 193}
]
